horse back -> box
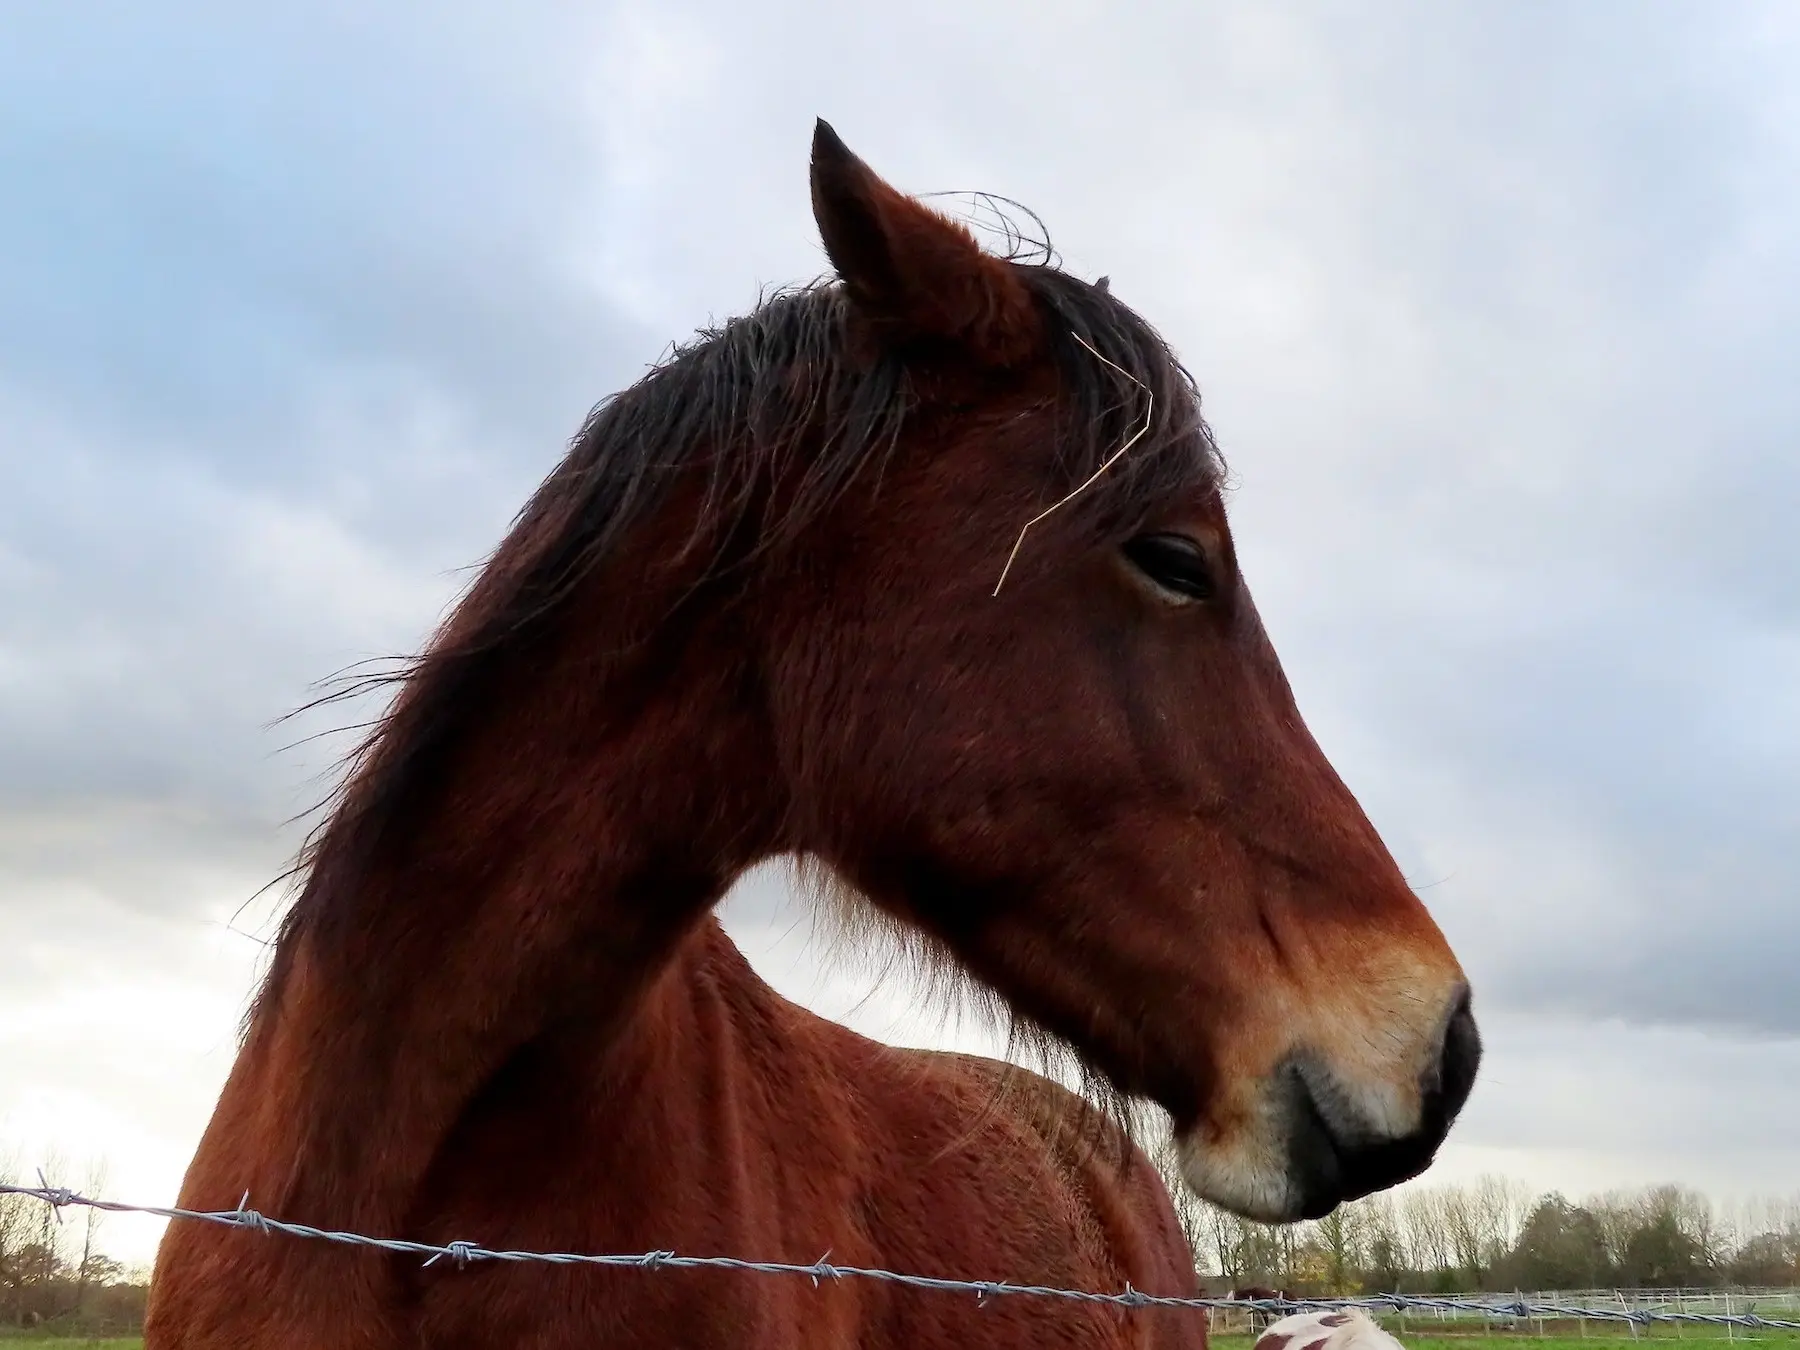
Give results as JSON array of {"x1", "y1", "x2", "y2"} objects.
[{"x1": 403, "y1": 931, "x2": 1203, "y2": 1348}]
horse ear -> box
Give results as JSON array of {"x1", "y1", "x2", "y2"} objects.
[{"x1": 810, "y1": 119, "x2": 1040, "y2": 366}]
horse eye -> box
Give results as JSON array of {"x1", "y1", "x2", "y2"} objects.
[{"x1": 1122, "y1": 533, "x2": 1215, "y2": 602}]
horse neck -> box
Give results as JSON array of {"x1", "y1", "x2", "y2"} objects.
[{"x1": 205, "y1": 589, "x2": 784, "y2": 1234}]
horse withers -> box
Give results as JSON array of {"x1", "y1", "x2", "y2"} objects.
[{"x1": 147, "y1": 121, "x2": 1478, "y2": 1349}]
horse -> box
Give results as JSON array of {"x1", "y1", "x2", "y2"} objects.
[
  {"x1": 1256, "y1": 1308, "x2": 1406, "y2": 1350},
  {"x1": 146, "y1": 120, "x2": 1480, "y2": 1349},
  {"x1": 1232, "y1": 1286, "x2": 1301, "y2": 1333}
]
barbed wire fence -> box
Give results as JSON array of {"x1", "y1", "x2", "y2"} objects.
[{"x1": 6, "y1": 1179, "x2": 1800, "y2": 1335}]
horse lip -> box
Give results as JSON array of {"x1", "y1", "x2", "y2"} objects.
[
  {"x1": 1279, "y1": 1060, "x2": 1347, "y2": 1220},
  {"x1": 1282, "y1": 1046, "x2": 1462, "y2": 1218}
]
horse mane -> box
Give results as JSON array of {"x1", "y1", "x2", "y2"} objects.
[{"x1": 260, "y1": 262, "x2": 1224, "y2": 1040}]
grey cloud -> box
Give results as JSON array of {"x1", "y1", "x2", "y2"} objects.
[
  {"x1": 0, "y1": 7, "x2": 657, "y2": 955},
  {"x1": 568, "y1": 0, "x2": 1800, "y2": 1039}
]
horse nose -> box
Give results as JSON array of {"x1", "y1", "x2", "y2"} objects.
[
  {"x1": 1284, "y1": 984, "x2": 1481, "y2": 1220},
  {"x1": 1434, "y1": 985, "x2": 1481, "y2": 1124}
]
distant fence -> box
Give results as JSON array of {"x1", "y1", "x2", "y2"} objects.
[
  {"x1": 6, "y1": 1180, "x2": 1800, "y2": 1333},
  {"x1": 1204, "y1": 1288, "x2": 1800, "y2": 1339}
]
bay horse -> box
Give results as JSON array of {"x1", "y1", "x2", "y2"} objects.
[
  {"x1": 1233, "y1": 1286, "x2": 1301, "y2": 1333},
  {"x1": 147, "y1": 121, "x2": 1479, "y2": 1349}
]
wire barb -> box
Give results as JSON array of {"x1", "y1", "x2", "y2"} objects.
[
  {"x1": 230, "y1": 1192, "x2": 274, "y2": 1236},
  {"x1": 423, "y1": 1240, "x2": 482, "y2": 1270},
  {"x1": 807, "y1": 1250, "x2": 839, "y2": 1288},
  {"x1": 34, "y1": 1170, "x2": 75, "y2": 1220}
]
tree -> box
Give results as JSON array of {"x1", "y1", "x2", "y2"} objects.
[
  {"x1": 0, "y1": 1154, "x2": 33, "y2": 1317},
  {"x1": 29, "y1": 1150, "x2": 70, "y2": 1321},
  {"x1": 1730, "y1": 1231, "x2": 1800, "y2": 1287},
  {"x1": 1441, "y1": 1185, "x2": 1486, "y2": 1287},
  {"x1": 1589, "y1": 1190, "x2": 1644, "y2": 1276},
  {"x1": 75, "y1": 1159, "x2": 110, "y2": 1315},
  {"x1": 1502, "y1": 1194, "x2": 1611, "y2": 1290},
  {"x1": 1314, "y1": 1205, "x2": 1366, "y2": 1294},
  {"x1": 1356, "y1": 1194, "x2": 1411, "y2": 1291},
  {"x1": 1399, "y1": 1187, "x2": 1453, "y2": 1281},
  {"x1": 1474, "y1": 1175, "x2": 1533, "y2": 1274},
  {"x1": 1618, "y1": 1188, "x2": 1718, "y2": 1289}
]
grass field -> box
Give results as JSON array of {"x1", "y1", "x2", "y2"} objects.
[{"x1": 1208, "y1": 1331, "x2": 1800, "y2": 1350}]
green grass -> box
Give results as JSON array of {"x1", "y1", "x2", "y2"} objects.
[
  {"x1": 1212, "y1": 1332, "x2": 1800, "y2": 1350},
  {"x1": 1387, "y1": 1340, "x2": 1800, "y2": 1350},
  {"x1": 1415, "y1": 1342, "x2": 1800, "y2": 1349}
]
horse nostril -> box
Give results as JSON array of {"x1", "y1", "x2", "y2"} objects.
[{"x1": 1433, "y1": 985, "x2": 1481, "y2": 1124}]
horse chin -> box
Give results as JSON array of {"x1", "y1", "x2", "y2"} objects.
[{"x1": 1171, "y1": 1126, "x2": 1314, "y2": 1224}]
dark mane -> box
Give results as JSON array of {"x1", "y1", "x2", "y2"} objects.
[
  {"x1": 268, "y1": 264, "x2": 1222, "y2": 977},
  {"x1": 515, "y1": 265, "x2": 1219, "y2": 614}
]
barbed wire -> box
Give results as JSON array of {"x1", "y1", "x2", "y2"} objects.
[{"x1": 5, "y1": 1180, "x2": 1800, "y2": 1328}]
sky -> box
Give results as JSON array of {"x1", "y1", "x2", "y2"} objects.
[{"x1": 3, "y1": 0, "x2": 1799, "y2": 1269}]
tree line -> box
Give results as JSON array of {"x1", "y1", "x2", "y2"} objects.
[
  {"x1": 1160, "y1": 1167, "x2": 1800, "y2": 1295},
  {"x1": 0, "y1": 1152, "x2": 146, "y2": 1333}
]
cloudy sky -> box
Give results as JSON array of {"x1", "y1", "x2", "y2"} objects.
[{"x1": 4, "y1": 1, "x2": 1798, "y2": 1267}]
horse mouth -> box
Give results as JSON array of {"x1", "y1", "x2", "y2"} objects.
[{"x1": 1175, "y1": 986, "x2": 1481, "y2": 1221}]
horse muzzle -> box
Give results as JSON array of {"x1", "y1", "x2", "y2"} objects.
[{"x1": 1175, "y1": 984, "x2": 1481, "y2": 1221}]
